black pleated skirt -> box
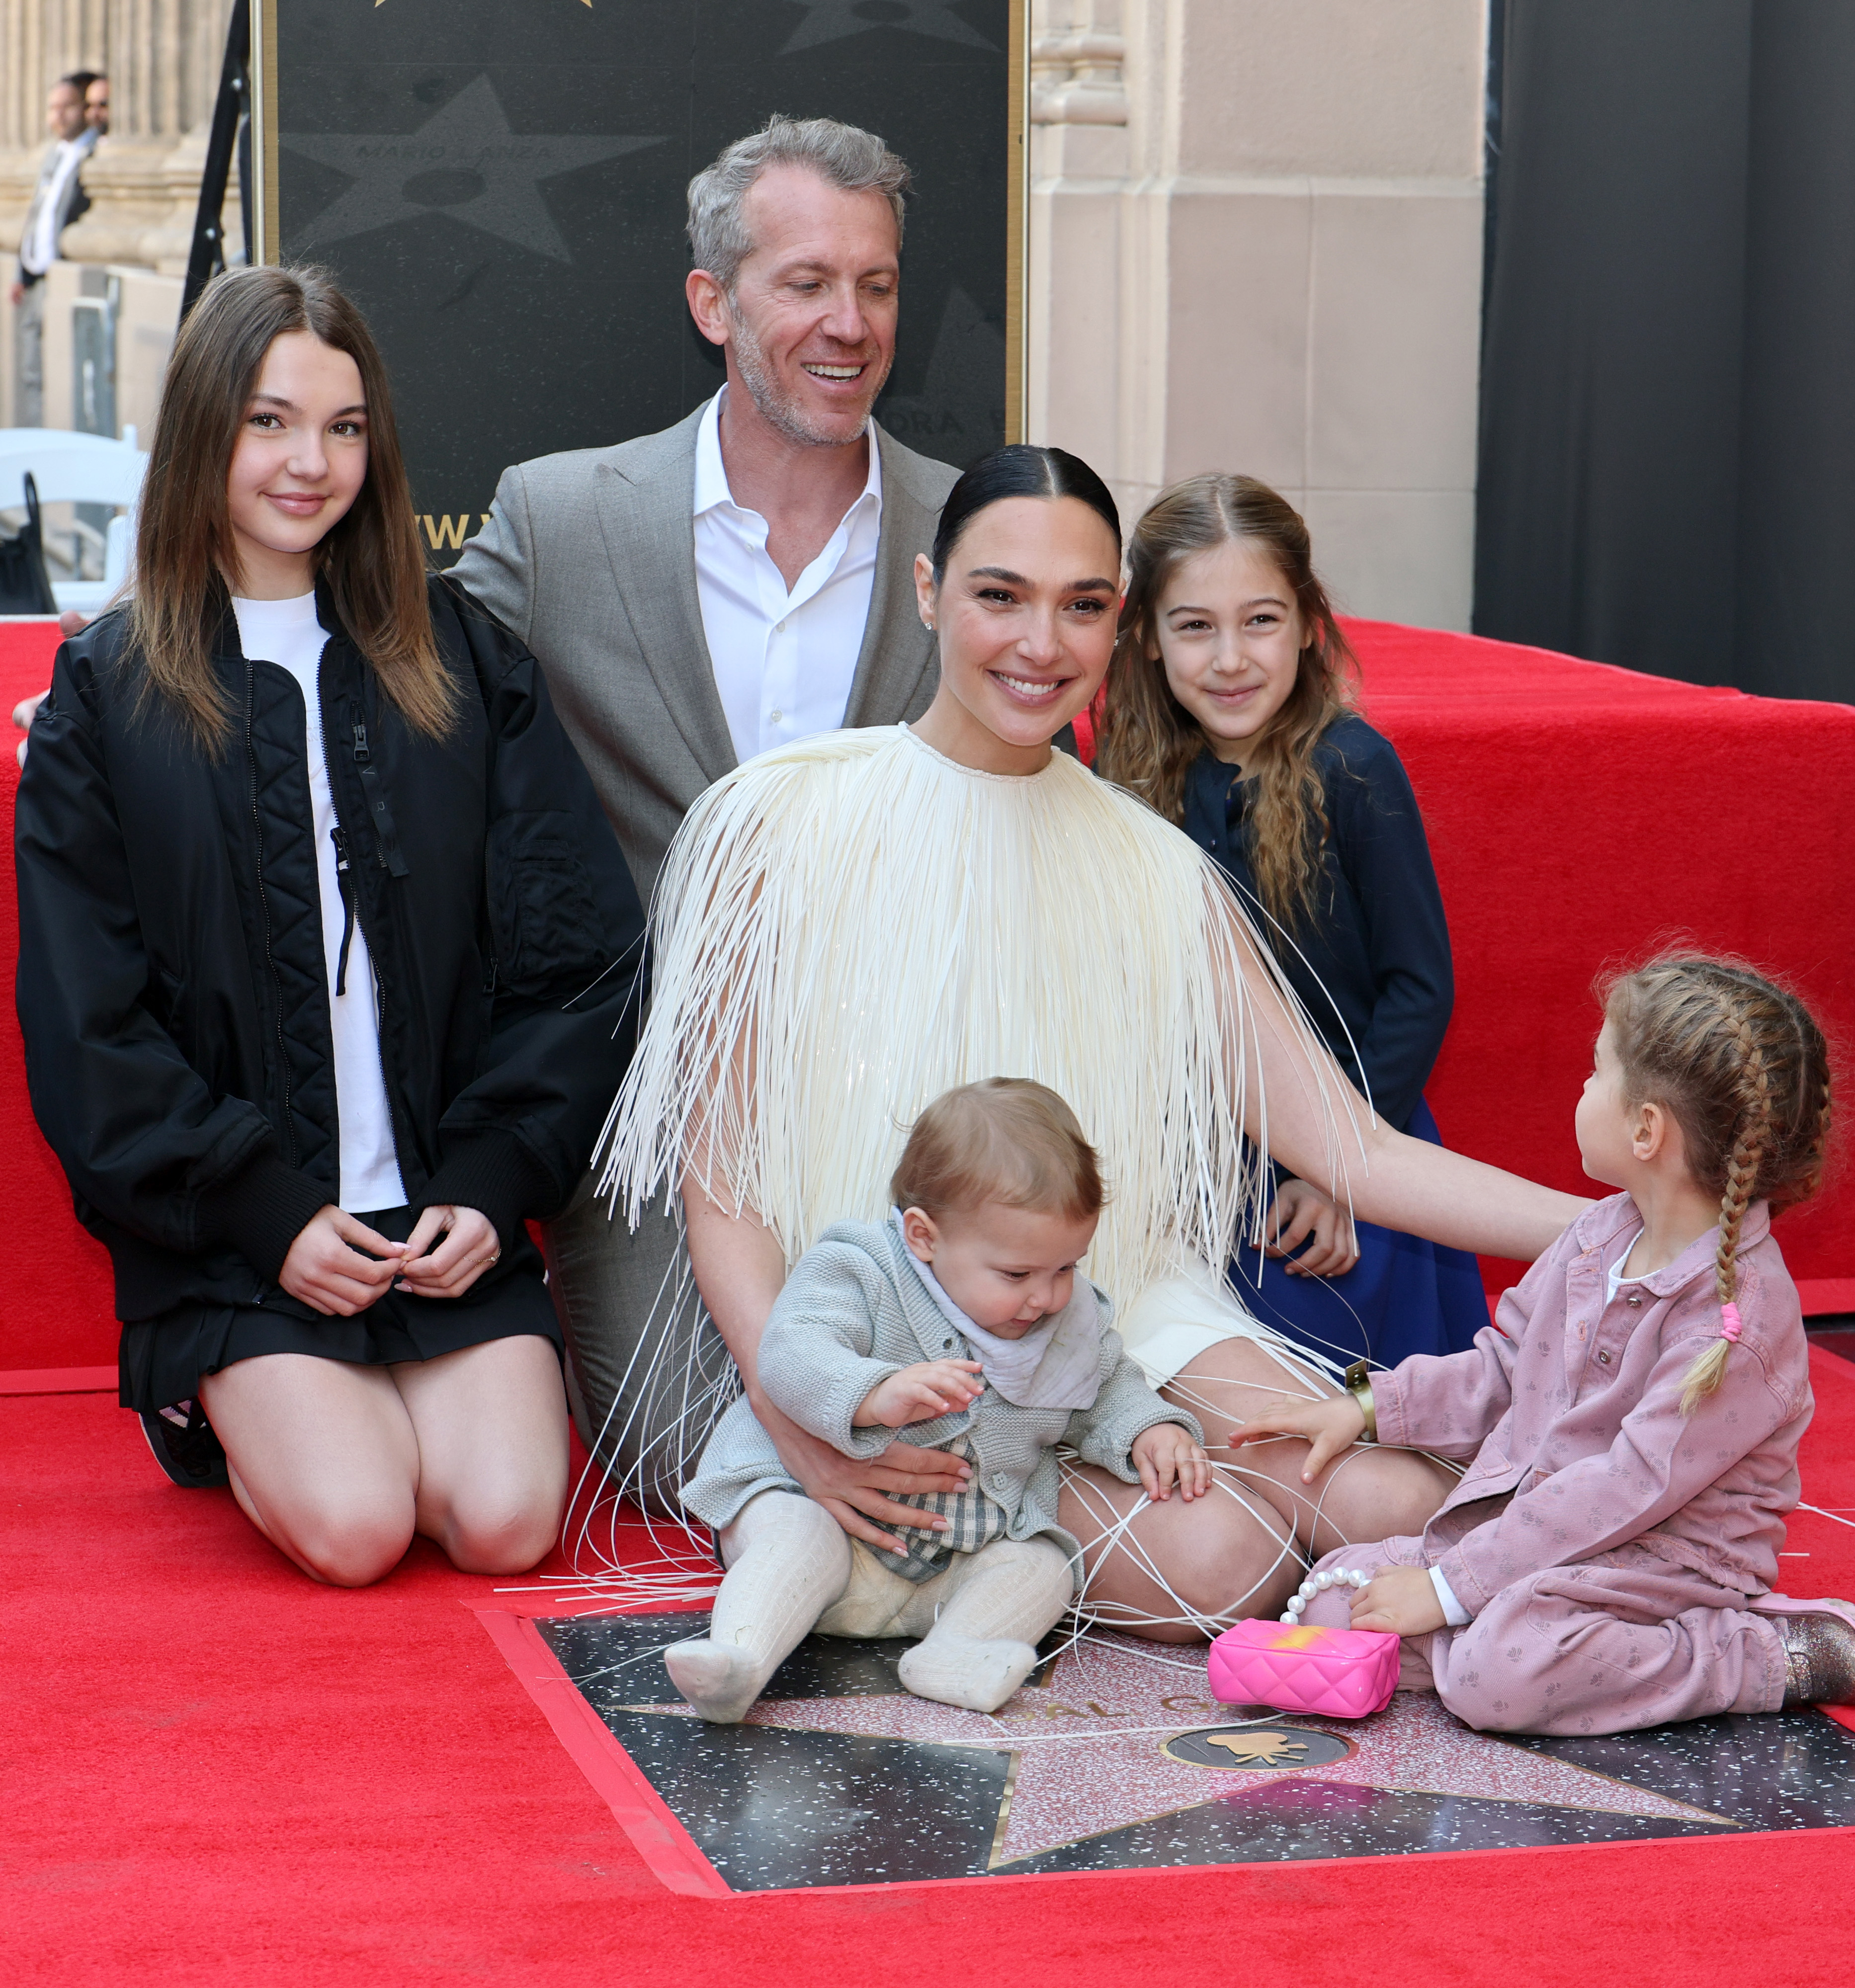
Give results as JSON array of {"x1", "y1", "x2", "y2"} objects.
[{"x1": 117, "y1": 1206, "x2": 561, "y2": 1413}]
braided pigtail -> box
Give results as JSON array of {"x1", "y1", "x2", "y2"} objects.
[
  {"x1": 1680, "y1": 1004, "x2": 1771, "y2": 1413},
  {"x1": 1602, "y1": 955, "x2": 1835, "y2": 1419}
]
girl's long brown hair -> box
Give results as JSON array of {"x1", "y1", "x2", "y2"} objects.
[
  {"x1": 129, "y1": 263, "x2": 454, "y2": 752},
  {"x1": 1094, "y1": 474, "x2": 1355, "y2": 937},
  {"x1": 1602, "y1": 954, "x2": 1834, "y2": 1412}
]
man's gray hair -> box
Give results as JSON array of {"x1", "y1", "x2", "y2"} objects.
[{"x1": 687, "y1": 115, "x2": 910, "y2": 294}]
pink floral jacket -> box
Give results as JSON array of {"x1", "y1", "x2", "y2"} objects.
[{"x1": 1373, "y1": 1192, "x2": 1812, "y2": 1615}]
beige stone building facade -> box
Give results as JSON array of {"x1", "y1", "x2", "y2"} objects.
[
  {"x1": 4, "y1": 0, "x2": 1488, "y2": 628},
  {"x1": 1030, "y1": 0, "x2": 1488, "y2": 629},
  {"x1": 0, "y1": 0, "x2": 235, "y2": 439}
]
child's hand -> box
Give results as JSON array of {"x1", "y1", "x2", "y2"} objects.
[
  {"x1": 1131, "y1": 1421, "x2": 1211, "y2": 1502},
  {"x1": 1349, "y1": 1565, "x2": 1445, "y2": 1638},
  {"x1": 1227, "y1": 1392, "x2": 1366, "y2": 1483},
  {"x1": 1263, "y1": 1178, "x2": 1359, "y2": 1278},
  {"x1": 854, "y1": 1359, "x2": 985, "y2": 1429}
]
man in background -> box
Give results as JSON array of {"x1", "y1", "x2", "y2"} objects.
[
  {"x1": 453, "y1": 115, "x2": 965, "y2": 1518},
  {"x1": 9, "y1": 72, "x2": 100, "y2": 427},
  {"x1": 84, "y1": 74, "x2": 110, "y2": 136}
]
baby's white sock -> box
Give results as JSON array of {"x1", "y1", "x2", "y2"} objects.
[
  {"x1": 897, "y1": 1536, "x2": 1074, "y2": 1713},
  {"x1": 665, "y1": 1492, "x2": 851, "y2": 1723}
]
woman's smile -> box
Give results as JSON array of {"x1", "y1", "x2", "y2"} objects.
[{"x1": 987, "y1": 667, "x2": 1074, "y2": 704}]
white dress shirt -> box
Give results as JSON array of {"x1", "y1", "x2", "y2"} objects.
[
  {"x1": 232, "y1": 593, "x2": 407, "y2": 1215},
  {"x1": 20, "y1": 132, "x2": 94, "y2": 276},
  {"x1": 692, "y1": 386, "x2": 884, "y2": 765}
]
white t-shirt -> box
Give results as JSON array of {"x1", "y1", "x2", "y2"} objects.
[
  {"x1": 232, "y1": 592, "x2": 407, "y2": 1214},
  {"x1": 691, "y1": 386, "x2": 883, "y2": 766}
]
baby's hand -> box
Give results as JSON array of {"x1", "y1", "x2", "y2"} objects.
[
  {"x1": 854, "y1": 1358, "x2": 985, "y2": 1429},
  {"x1": 1228, "y1": 1392, "x2": 1366, "y2": 1483},
  {"x1": 1131, "y1": 1421, "x2": 1211, "y2": 1503},
  {"x1": 1349, "y1": 1564, "x2": 1446, "y2": 1638}
]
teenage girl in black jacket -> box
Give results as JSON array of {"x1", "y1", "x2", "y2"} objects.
[{"x1": 14, "y1": 266, "x2": 645, "y2": 1585}]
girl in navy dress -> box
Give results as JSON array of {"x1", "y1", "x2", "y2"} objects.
[{"x1": 1096, "y1": 473, "x2": 1487, "y2": 1369}]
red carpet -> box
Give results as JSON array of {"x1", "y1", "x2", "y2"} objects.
[
  {"x1": 3, "y1": 618, "x2": 1854, "y2": 1983},
  {"x1": 1346, "y1": 619, "x2": 1855, "y2": 1306},
  {"x1": 3, "y1": 1352, "x2": 1852, "y2": 1985},
  {"x1": 0, "y1": 621, "x2": 116, "y2": 1370}
]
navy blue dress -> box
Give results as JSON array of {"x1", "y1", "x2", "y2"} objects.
[{"x1": 1181, "y1": 715, "x2": 1487, "y2": 1367}]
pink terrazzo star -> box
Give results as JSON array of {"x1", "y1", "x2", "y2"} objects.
[{"x1": 621, "y1": 1633, "x2": 1733, "y2": 1866}]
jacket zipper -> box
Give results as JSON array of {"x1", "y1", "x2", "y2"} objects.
[
  {"x1": 246, "y1": 664, "x2": 299, "y2": 1165},
  {"x1": 331, "y1": 826, "x2": 356, "y2": 996},
  {"x1": 351, "y1": 721, "x2": 409, "y2": 877}
]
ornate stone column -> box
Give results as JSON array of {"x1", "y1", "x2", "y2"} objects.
[
  {"x1": 2, "y1": 0, "x2": 237, "y2": 275},
  {"x1": 1, "y1": 0, "x2": 235, "y2": 431}
]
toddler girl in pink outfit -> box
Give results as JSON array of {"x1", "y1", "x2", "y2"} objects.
[{"x1": 1236, "y1": 953, "x2": 1855, "y2": 1736}]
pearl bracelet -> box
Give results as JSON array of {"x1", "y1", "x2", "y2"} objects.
[{"x1": 1280, "y1": 1566, "x2": 1371, "y2": 1624}]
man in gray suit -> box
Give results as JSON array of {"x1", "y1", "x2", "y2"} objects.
[{"x1": 453, "y1": 116, "x2": 967, "y2": 1539}]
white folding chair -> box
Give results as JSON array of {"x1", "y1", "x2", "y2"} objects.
[{"x1": 0, "y1": 427, "x2": 149, "y2": 615}]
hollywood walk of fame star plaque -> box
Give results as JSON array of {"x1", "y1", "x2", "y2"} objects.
[
  {"x1": 508, "y1": 1609, "x2": 1855, "y2": 1892},
  {"x1": 249, "y1": 0, "x2": 1024, "y2": 559}
]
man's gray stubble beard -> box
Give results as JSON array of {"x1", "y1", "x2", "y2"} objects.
[{"x1": 728, "y1": 303, "x2": 892, "y2": 449}]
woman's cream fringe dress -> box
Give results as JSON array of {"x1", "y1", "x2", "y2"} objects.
[{"x1": 588, "y1": 725, "x2": 1372, "y2": 1625}]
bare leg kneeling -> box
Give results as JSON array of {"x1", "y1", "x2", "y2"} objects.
[
  {"x1": 391, "y1": 1334, "x2": 571, "y2": 1574},
  {"x1": 1060, "y1": 1457, "x2": 1302, "y2": 1643},
  {"x1": 201, "y1": 1335, "x2": 571, "y2": 1586},
  {"x1": 200, "y1": 1354, "x2": 420, "y2": 1586},
  {"x1": 1161, "y1": 1339, "x2": 1455, "y2": 1561}
]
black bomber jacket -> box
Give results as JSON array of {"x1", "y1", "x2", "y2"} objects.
[{"x1": 14, "y1": 574, "x2": 647, "y2": 1322}]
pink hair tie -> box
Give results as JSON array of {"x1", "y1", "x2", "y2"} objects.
[{"x1": 1719, "y1": 1302, "x2": 1744, "y2": 1344}]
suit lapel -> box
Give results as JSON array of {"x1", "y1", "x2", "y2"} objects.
[
  {"x1": 843, "y1": 424, "x2": 940, "y2": 729},
  {"x1": 590, "y1": 404, "x2": 738, "y2": 786}
]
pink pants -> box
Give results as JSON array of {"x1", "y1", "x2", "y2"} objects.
[{"x1": 1302, "y1": 1537, "x2": 1788, "y2": 1737}]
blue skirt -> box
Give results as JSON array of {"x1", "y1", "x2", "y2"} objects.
[{"x1": 1229, "y1": 1098, "x2": 1490, "y2": 1369}]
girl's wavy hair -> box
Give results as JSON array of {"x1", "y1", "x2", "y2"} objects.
[
  {"x1": 1601, "y1": 954, "x2": 1834, "y2": 1414},
  {"x1": 1093, "y1": 474, "x2": 1356, "y2": 938},
  {"x1": 128, "y1": 263, "x2": 455, "y2": 753}
]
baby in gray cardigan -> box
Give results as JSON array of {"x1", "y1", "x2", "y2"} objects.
[{"x1": 667, "y1": 1079, "x2": 1209, "y2": 1723}]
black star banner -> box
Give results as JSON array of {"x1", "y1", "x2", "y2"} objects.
[{"x1": 251, "y1": 0, "x2": 1023, "y2": 560}]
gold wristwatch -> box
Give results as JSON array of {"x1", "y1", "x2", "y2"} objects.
[{"x1": 1343, "y1": 1359, "x2": 1377, "y2": 1443}]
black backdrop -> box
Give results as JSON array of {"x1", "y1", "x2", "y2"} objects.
[
  {"x1": 1474, "y1": 0, "x2": 1855, "y2": 702},
  {"x1": 263, "y1": 0, "x2": 1017, "y2": 559}
]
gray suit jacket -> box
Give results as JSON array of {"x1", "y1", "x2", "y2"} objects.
[{"x1": 451, "y1": 400, "x2": 960, "y2": 902}]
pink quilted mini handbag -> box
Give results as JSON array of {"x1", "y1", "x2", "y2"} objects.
[{"x1": 1207, "y1": 1619, "x2": 1400, "y2": 1720}]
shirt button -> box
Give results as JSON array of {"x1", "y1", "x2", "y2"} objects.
[
  {"x1": 1626, "y1": 1293, "x2": 1642, "y2": 1308},
  {"x1": 775, "y1": 620, "x2": 787, "y2": 634},
  {"x1": 769, "y1": 709, "x2": 783, "y2": 724},
  {"x1": 1598, "y1": 1350, "x2": 1612, "y2": 1365}
]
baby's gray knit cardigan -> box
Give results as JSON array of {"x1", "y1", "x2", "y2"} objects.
[{"x1": 681, "y1": 1218, "x2": 1202, "y2": 1590}]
